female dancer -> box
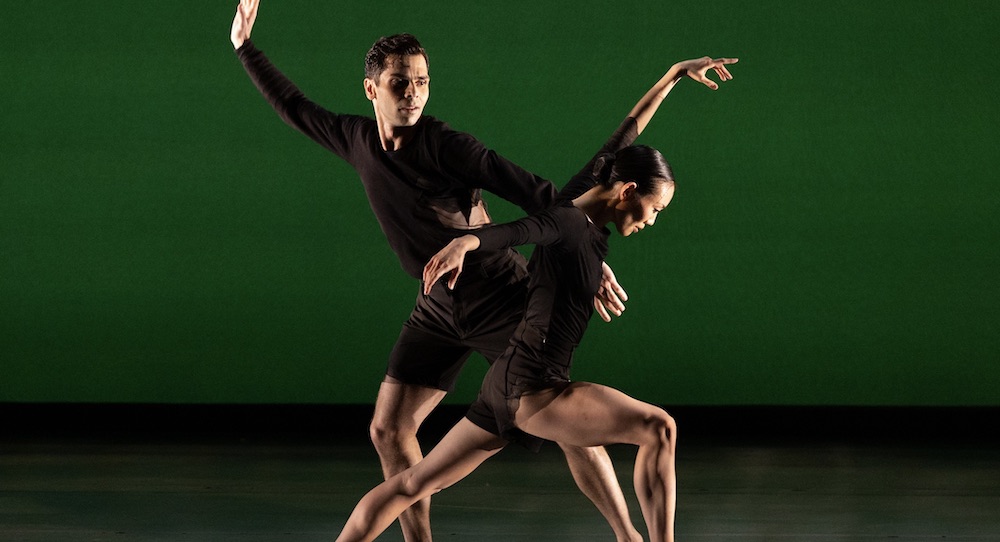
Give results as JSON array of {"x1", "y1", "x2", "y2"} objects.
[{"x1": 336, "y1": 55, "x2": 736, "y2": 542}]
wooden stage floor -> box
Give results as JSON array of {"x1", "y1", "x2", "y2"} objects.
[{"x1": 2, "y1": 405, "x2": 998, "y2": 541}]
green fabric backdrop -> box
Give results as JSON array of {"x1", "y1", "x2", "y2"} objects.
[{"x1": 3, "y1": 0, "x2": 997, "y2": 405}]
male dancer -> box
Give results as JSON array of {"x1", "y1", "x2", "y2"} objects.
[{"x1": 230, "y1": 2, "x2": 638, "y2": 541}]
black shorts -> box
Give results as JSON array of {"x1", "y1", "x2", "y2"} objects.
[
  {"x1": 385, "y1": 249, "x2": 529, "y2": 391},
  {"x1": 465, "y1": 320, "x2": 570, "y2": 452},
  {"x1": 465, "y1": 354, "x2": 550, "y2": 451}
]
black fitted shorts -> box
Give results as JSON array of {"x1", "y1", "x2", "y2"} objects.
[{"x1": 385, "y1": 249, "x2": 529, "y2": 391}]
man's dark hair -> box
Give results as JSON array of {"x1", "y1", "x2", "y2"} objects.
[{"x1": 364, "y1": 34, "x2": 429, "y2": 81}]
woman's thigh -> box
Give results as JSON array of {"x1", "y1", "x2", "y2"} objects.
[
  {"x1": 402, "y1": 417, "x2": 508, "y2": 495},
  {"x1": 514, "y1": 382, "x2": 671, "y2": 448}
]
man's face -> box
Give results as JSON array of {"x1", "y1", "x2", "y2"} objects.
[{"x1": 365, "y1": 54, "x2": 430, "y2": 128}]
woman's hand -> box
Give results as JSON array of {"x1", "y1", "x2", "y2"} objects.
[
  {"x1": 672, "y1": 56, "x2": 738, "y2": 90},
  {"x1": 594, "y1": 261, "x2": 629, "y2": 322},
  {"x1": 423, "y1": 235, "x2": 481, "y2": 294},
  {"x1": 630, "y1": 55, "x2": 738, "y2": 133}
]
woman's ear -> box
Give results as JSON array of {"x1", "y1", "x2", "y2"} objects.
[{"x1": 618, "y1": 181, "x2": 639, "y2": 202}]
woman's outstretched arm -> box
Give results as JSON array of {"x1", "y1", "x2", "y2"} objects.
[{"x1": 630, "y1": 56, "x2": 739, "y2": 134}]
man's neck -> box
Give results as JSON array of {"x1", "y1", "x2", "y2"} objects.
[{"x1": 376, "y1": 116, "x2": 417, "y2": 152}]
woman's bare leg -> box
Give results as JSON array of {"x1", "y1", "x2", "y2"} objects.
[
  {"x1": 516, "y1": 383, "x2": 678, "y2": 542},
  {"x1": 557, "y1": 442, "x2": 643, "y2": 542},
  {"x1": 336, "y1": 418, "x2": 506, "y2": 542}
]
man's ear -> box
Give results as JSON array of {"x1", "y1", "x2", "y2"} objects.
[{"x1": 363, "y1": 78, "x2": 377, "y2": 101}]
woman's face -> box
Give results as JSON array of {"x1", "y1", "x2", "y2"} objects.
[{"x1": 615, "y1": 180, "x2": 675, "y2": 237}]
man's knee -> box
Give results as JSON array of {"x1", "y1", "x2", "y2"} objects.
[
  {"x1": 370, "y1": 399, "x2": 411, "y2": 451},
  {"x1": 369, "y1": 410, "x2": 419, "y2": 451},
  {"x1": 370, "y1": 385, "x2": 434, "y2": 449}
]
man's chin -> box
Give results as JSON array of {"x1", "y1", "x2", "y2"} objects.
[{"x1": 398, "y1": 111, "x2": 423, "y2": 125}]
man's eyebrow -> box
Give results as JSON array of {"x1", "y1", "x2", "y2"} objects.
[
  {"x1": 387, "y1": 69, "x2": 428, "y2": 77},
  {"x1": 387, "y1": 73, "x2": 429, "y2": 81}
]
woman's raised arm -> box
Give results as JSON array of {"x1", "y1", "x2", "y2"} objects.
[{"x1": 630, "y1": 56, "x2": 739, "y2": 134}]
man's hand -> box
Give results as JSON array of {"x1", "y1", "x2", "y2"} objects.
[
  {"x1": 672, "y1": 56, "x2": 738, "y2": 90},
  {"x1": 594, "y1": 261, "x2": 629, "y2": 322},
  {"x1": 231, "y1": 0, "x2": 259, "y2": 49}
]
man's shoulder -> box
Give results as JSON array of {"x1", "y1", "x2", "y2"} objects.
[
  {"x1": 417, "y1": 115, "x2": 448, "y2": 130},
  {"x1": 413, "y1": 116, "x2": 491, "y2": 165},
  {"x1": 417, "y1": 116, "x2": 479, "y2": 143},
  {"x1": 330, "y1": 114, "x2": 380, "y2": 150},
  {"x1": 337, "y1": 113, "x2": 377, "y2": 130}
]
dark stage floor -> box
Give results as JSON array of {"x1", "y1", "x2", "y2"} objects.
[{"x1": 2, "y1": 405, "x2": 998, "y2": 541}]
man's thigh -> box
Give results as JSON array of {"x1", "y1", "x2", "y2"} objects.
[{"x1": 386, "y1": 324, "x2": 474, "y2": 392}]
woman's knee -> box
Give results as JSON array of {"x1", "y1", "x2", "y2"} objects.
[
  {"x1": 641, "y1": 407, "x2": 677, "y2": 447},
  {"x1": 396, "y1": 465, "x2": 448, "y2": 500},
  {"x1": 397, "y1": 468, "x2": 426, "y2": 498}
]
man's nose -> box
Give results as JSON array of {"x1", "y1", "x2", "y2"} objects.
[{"x1": 405, "y1": 81, "x2": 419, "y2": 98}]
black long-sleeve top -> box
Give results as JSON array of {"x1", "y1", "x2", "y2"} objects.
[
  {"x1": 470, "y1": 116, "x2": 638, "y2": 384},
  {"x1": 237, "y1": 41, "x2": 559, "y2": 279},
  {"x1": 476, "y1": 203, "x2": 610, "y2": 379}
]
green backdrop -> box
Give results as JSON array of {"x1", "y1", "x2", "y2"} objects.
[{"x1": 3, "y1": 0, "x2": 998, "y2": 406}]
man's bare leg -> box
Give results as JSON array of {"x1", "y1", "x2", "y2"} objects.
[
  {"x1": 369, "y1": 377, "x2": 446, "y2": 542},
  {"x1": 559, "y1": 443, "x2": 643, "y2": 542}
]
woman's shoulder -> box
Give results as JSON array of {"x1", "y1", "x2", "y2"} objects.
[
  {"x1": 544, "y1": 202, "x2": 592, "y2": 242},
  {"x1": 548, "y1": 200, "x2": 588, "y2": 219}
]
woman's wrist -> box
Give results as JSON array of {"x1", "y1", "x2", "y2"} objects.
[{"x1": 461, "y1": 234, "x2": 482, "y2": 251}]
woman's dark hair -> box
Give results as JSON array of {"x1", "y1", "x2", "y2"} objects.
[
  {"x1": 592, "y1": 145, "x2": 674, "y2": 195},
  {"x1": 364, "y1": 34, "x2": 429, "y2": 81}
]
